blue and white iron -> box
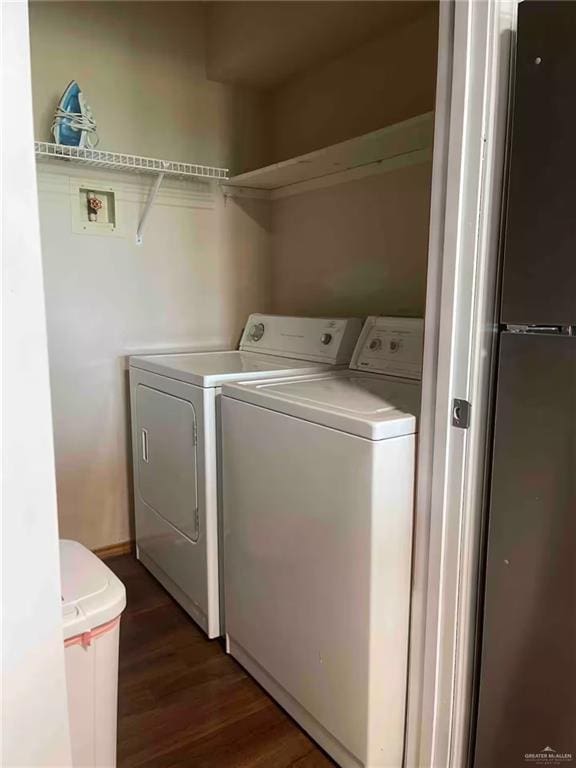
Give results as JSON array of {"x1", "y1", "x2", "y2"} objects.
[{"x1": 52, "y1": 80, "x2": 98, "y2": 148}]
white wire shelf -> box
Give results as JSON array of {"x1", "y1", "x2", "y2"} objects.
[{"x1": 34, "y1": 141, "x2": 229, "y2": 181}]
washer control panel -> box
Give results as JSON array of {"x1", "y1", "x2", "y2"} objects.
[
  {"x1": 239, "y1": 314, "x2": 363, "y2": 364},
  {"x1": 351, "y1": 316, "x2": 424, "y2": 379},
  {"x1": 248, "y1": 322, "x2": 266, "y2": 342}
]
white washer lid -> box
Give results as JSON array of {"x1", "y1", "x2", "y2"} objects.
[
  {"x1": 60, "y1": 540, "x2": 126, "y2": 640},
  {"x1": 222, "y1": 372, "x2": 421, "y2": 440},
  {"x1": 129, "y1": 350, "x2": 339, "y2": 387}
]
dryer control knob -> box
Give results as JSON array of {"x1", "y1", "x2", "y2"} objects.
[
  {"x1": 369, "y1": 338, "x2": 382, "y2": 351},
  {"x1": 249, "y1": 322, "x2": 265, "y2": 342},
  {"x1": 320, "y1": 333, "x2": 333, "y2": 345}
]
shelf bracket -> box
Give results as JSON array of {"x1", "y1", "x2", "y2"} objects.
[{"x1": 136, "y1": 172, "x2": 165, "y2": 245}]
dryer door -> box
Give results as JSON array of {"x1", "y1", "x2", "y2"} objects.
[{"x1": 135, "y1": 384, "x2": 199, "y2": 542}]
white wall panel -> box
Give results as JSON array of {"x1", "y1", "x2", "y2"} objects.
[{"x1": 1, "y1": 3, "x2": 72, "y2": 764}]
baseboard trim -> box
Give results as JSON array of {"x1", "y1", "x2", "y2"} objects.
[{"x1": 93, "y1": 540, "x2": 134, "y2": 559}]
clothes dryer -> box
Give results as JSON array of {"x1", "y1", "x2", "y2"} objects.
[{"x1": 129, "y1": 314, "x2": 362, "y2": 638}]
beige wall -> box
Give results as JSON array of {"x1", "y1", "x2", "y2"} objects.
[
  {"x1": 268, "y1": 6, "x2": 438, "y2": 163},
  {"x1": 29, "y1": 1, "x2": 268, "y2": 173},
  {"x1": 205, "y1": 1, "x2": 430, "y2": 90},
  {"x1": 29, "y1": 1, "x2": 272, "y2": 550},
  {"x1": 271, "y1": 161, "x2": 433, "y2": 318},
  {"x1": 267, "y1": 5, "x2": 437, "y2": 321},
  {"x1": 37, "y1": 165, "x2": 271, "y2": 550}
]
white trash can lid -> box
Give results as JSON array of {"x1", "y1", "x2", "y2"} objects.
[{"x1": 60, "y1": 539, "x2": 127, "y2": 641}]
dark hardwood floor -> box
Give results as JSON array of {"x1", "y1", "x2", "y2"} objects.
[{"x1": 107, "y1": 555, "x2": 335, "y2": 768}]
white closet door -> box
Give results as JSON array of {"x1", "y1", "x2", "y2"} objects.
[{"x1": 135, "y1": 384, "x2": 199, "y2": 542}]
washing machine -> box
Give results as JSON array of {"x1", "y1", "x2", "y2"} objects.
[
  {"x1": 129, "y1": 314, "x2": 362, "y2": 638},
  {"x1": 221, "y1": 316, "x2": 424, "y2": 768}
]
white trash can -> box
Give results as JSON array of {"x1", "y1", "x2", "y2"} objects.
[{"x1": 60, "y1": 540, "x2": 127, "y2": 767}]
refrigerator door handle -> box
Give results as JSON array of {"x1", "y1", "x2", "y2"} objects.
[{"x1": 505, "y1": 324, "x2": 563, "y2": 335}]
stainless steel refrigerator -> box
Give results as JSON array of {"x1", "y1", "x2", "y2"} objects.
[{"x1": 474, "y1": 2, "x2": 576, "y2": 767}]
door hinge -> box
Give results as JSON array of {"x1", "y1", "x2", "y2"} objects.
[
  {"x1": 452, "y1": 399, "x2": 471, "y2": 429},
  {"x1": 193, "y1": 423, "x2": 198, "y2": 445}
]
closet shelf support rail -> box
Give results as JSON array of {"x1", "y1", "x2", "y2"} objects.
[{"x1": 136, "y1": 172, "x2": 164, "y2": 245}]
